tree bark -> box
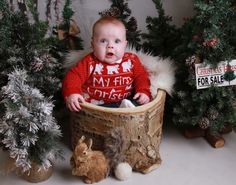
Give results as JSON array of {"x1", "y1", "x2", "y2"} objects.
[
  {"x1": 205, "y1": 130, "x2": 225, "y2": 148},
  {"x1": 183, "y1": 127, "x2": 206, "y2": 138},
  {"x1": 220, "y1": 123, "x2": 233, "y2": 134}
]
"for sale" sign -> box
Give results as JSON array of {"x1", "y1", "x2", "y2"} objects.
[{"x1": 195, "y1": 60, "x2": 236, "y2": 89}]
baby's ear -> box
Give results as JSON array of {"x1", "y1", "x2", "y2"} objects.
[{"x1": 125, "y1": 40, "x2": 128, "y2": 47}]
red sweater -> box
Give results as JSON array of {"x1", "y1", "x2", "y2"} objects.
[{"x1": 62, "y1": 52, "x2": 151, "y2": 104}]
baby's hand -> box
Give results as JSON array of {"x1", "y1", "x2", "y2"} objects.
[
  {"x1": 133, "y1": 92, "x2": 150, "y2": 105},
  {"x1": 66, "y1": 94, "x2": 85, "y2": 112}
]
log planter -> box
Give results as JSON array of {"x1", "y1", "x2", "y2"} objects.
[
  {"x1": 70, "y1": 89, "x2": 166, "y2": 174},
  {"x1": 4, "y1": 157, "x2": 53, "y2": 183},
  {"x1": 21, "y1": 163, "x2": 53, "y2": 183}
]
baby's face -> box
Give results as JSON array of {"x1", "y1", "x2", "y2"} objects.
[{"x1": 92, "y1": 23, "x2": 127, "y2": 64}]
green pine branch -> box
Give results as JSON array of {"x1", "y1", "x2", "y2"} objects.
[{"x1": 142, "y1": 0, "x2": 181, "y2": 57}]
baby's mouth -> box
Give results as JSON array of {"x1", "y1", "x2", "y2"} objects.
[{"x1": 106, "y1": 52, "x2": 114, "y2": 57}]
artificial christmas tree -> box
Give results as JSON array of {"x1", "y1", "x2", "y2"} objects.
[
  {"x1": 142, "y1": 0, "x2": 181, "y2": 57},
  {"x1": 0, "y1": 0, "x2": 62, "y2": 97},
  {"x1": 0, "y1": 69, "x2": 63, "y2": 182},
  {"x1": 171, "y1": 0, "x2": 236, "y2": 147},
  {"x1": 99, "y1": 0, "x2": 142, "y2": 50},
  {"x1": 141, "y1": 0, "x2": 180, "y2": 125},
  {"x1": 0, "y1": 0, "x2": 63, "y2": 181},
  {"x1": 53, "y1": 0, "x2": 83, "y2": 51}
]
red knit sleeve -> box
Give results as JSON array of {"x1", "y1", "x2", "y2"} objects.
[
  {"x1": 62, "y1": 54, "x2": 92, "y2": 99},
  {"x1": 132, "y1": 54, "x2": 152, "y2": 99}
]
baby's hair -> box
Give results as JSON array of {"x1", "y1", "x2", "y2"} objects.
[{"x1": 92, "y1": 16, "x2": 126, "y2": 36}]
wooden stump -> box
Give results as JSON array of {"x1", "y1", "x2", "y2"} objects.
[
  {"x1": 70, "y1": 90, "x2": 166, "y2": 174},
  {"x1": 183, "y1": 127, "x2": 205, "y2": 138},
  {"x1": 205, "y1": 131, "x2": 225, "y2": 148},
  {"x1": 183, "y1": 124, "x2": 233, "y2": 148},
  {"x1": 220, "y1": 124, "x2": 233, "y2": 134}
]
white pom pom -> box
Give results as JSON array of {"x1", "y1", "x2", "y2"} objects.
[{"x1": 114, "y1": 162, "x2": 132, "y2": 181}]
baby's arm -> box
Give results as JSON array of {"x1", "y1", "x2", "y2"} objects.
[
  {"x1": 62, "y1": 55, "x2": 92, "y2": 112},
  {"x1": 66, "y1": 94, "x2": 85, "y2": 112},
  {"x1": 133, "y1": 92, "x2": 150, "y2": 105},
  {"x1": 131, "y1": 54, "x2": 152, "y2": 103}
]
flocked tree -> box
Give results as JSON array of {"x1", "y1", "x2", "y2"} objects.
[
  {"x1": 0, "y1": 69, "x2": 63, "y2": 172},
  {"x1": 171, "y1": 0, "x2": 236, "y2": 146},
  {"x1": 0, "y1": 0, "x2": 63, "y2": 173},
  {"x1": 99, "y1": 0, "x2": 142, "y2": 50}
]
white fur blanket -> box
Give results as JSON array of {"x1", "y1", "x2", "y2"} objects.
[{"x1": 63, "y1": 49, "x2": 175, "y2": 97}]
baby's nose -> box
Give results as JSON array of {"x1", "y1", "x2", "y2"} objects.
[{"x1": 107, "y1": 43, "x2": 113, "y2": 49}]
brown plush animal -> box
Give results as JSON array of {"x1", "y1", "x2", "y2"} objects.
[{"x1": 70, "y1": 136, "x2": 109, "y2": 184}]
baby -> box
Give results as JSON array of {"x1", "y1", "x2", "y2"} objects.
[{"x1": 62, "y1": 16, "x2": 151, "y2": 112}]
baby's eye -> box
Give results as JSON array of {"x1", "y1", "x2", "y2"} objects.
[
  {"x1": 100, "y1": 39, "x2": 107, "y2": 43},
  {"x1": 115, "y1": 39, "x2": 121, "y2": 43}
]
